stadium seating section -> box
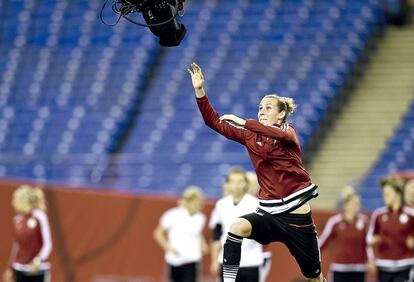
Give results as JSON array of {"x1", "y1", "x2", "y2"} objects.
[
  {"x1": 360, "y1": 100, "x2": 414, "y2": 209},
  {"x1": 1, "y1": 0, "x2": 400, "y2": 208}
]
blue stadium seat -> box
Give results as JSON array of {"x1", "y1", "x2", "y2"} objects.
[
  {"x1": 360, "y1": 100, "x2": 414, "y2": 209},
  {"x1": 0, "y1": 0, "x2": 386, "y2": 198}
]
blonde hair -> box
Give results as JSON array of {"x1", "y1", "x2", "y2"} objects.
[
  {"x1": 380, "y1": 176, "x2": 404, "y2": 194},
  {"x1": 181, "y1": 186, "x2": 203, "y2": 202},
  {"x1": 340, "y1": 186, "x2": 357, "y2": 203},
  {"x1": 225, "y1": 167, "x2": 248, "y2": 184},
  {"x1": 13, "y1": 185, "x2": 32, "y2": 202},
  {"x1": 263, "y1": 94, "x2": 296, "y2": 123},
  {"x1": 13, "y1": 185, "x2": 47, "y2": 211},
  {"x1": 406, "y1": 179, "x2": 414, "y2": 190},
  {"x1": 32, "y1": 187, "x2": 47, "y2": 211}
]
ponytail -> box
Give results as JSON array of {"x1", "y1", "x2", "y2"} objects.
[{"x1": 263, "y1": 94, "x2": 297, "y2": 123}]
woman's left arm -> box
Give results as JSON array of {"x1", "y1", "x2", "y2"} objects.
[
  {"x1": 244, "y1": 119, "x2": 296, "y2": 142},
  {"x1": 33, "y1": 210, "x2": 52, "y2": 262},
  {"x1": 220, "y1": 115, "x2": 295, "y2": 142}
]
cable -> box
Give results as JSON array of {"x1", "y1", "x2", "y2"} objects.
[
  {"x1": 100, "y1": 0, "x2": 181, "y2": 28},
  {"x1": 99, "y1": 0, "x2": 123, "y2": 26}
]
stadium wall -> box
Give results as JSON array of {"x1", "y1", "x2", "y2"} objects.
[{"x1": 0, "y1": 181, "x2": 343, "y2": 282}]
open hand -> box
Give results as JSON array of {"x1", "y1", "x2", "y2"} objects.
[
  {"x1": 188, "y1": 62, "x2": 205, "y2": 90},
  {"x1": 219, "y1": 114, "x2": 246, "y2": 127}
]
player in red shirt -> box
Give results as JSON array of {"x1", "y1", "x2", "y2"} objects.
[
  {"x1": 367, "y1": 177, "x2": 414, "y2": 282},
  {"x1": 319, "y1": 186, "x2": 371, "y2": 282},
  {"x1": 188, "y1": 63, "x2": 325, "y2": 282},
  {"x1": 3, "y1": 185, "x2": 52, "y2": 282}
]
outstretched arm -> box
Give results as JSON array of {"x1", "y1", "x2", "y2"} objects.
[
  {"x1": 217, "y1": 115, "x2": 296, "y2": 143},
  {"x1": 188, "y1": 63, "x2": 247, "y2": 144},
  {"x1": 244, "y1": 120, "x2": 296, "y2": 143}
]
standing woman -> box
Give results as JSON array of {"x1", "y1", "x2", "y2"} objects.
[
  {"x1": 3, "y1": 185, "x2": 52, "y2": 282},
  {"x1": 319, "y1": 186, "x2": 371, "y2": 282},
  {"x1": 188, "y1": 63, "x2": 326, "y2": 282},
  {"x1": 367, "y1": 177, "x2": 414, "y2": 282},
  {"x1": 153, "y1": 186, "x2": 207, "y2": 282},
  {"x1": 209, "y1": 167, "x2": 263, "y2": 282}
]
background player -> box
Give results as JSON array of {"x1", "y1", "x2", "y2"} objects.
[
  {"x1": 367, "y1": 177, "x2": 414, "y2": 282},
  {"x1": 153, "y1": 186, "x2": 207, "y2": 282},
  {"x1": 3, "y1": 185, "x2": 52, "y2": 282},
  {"x1": 209, "y1": 167, "x2": 263, "y2": 282},
  {"x1": 319, "y1": 186, "x2": 371, "y2": 282}
]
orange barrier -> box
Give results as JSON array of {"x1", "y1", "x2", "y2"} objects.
[{"x1": 0, "y1": 180, "x2": 340, "y2": 282}]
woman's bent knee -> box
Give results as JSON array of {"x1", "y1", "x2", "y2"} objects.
[{"x1": 229, "y1": 218, "x2": 252, "y2": 237}]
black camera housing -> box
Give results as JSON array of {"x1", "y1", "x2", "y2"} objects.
[
  {"x1": 102, "y1": 0, "x2": 187, "y2": 47},
  {"x1": 141, "y1": 1, "x2": 187, "y2": 47}
]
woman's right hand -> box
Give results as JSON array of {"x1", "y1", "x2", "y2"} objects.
[
  {"x1": 3, "y1": 268, "x2": 13, "y2": 282},
  {"x1": 210, "y1": 262, "x2": 219, "y2": 276},
  {"x1": 29, "y1": 257, "x2": 41, "y2": 274},
  {"x1": 371, "y1": 235, "x2": 381, "y2": 246},
  {"x1": 188, "y1": 62, "x2": 205, "y2": 90},
  {"x1": 166, "y1": 245, "x2": 179, "y2": 256},
  {"x1": 406, "y1": 236, "x2": 414, "y2": 249}
]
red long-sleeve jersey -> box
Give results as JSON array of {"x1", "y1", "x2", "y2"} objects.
[
  {"x1": 367, "y1": 206, "x2": 414, "y2": 271},
  {"x1": 196, "y1": 95, "x2": 316, "y2": 213},
  {"x1": 319, "y1": 213, "x2": 370, "y2": 272},
  {"x1": 9, "y1": 209, "x2": 52, "y2": 272}
]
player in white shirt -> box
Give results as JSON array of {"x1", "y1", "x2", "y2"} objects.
[
  {"x1": 210, "y1": 168, "x2": 264, "y2": 282},
  {"x1": 153, "y1": 186, "x2": 207, "y2": 282}
]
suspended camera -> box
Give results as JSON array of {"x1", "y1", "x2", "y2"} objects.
[{"x1": 100, "y1": 0, "x2": 187, "y2": 47}]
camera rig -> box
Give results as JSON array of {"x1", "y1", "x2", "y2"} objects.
[{"x1": 101, "y1": 0, "x2": 187, "y2": 47}]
